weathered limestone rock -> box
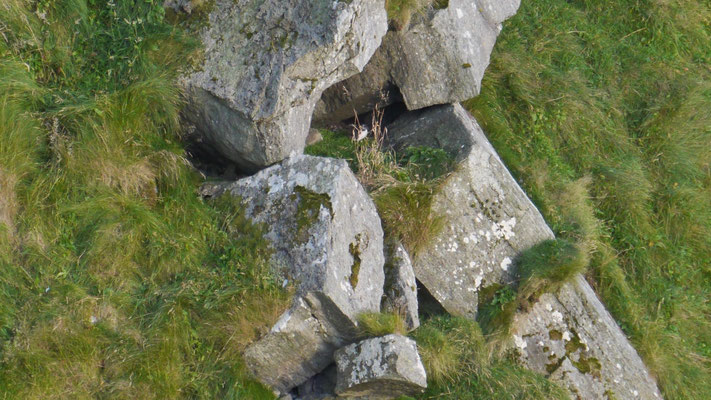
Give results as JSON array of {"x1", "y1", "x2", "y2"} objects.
[
  {"x1": 386, "y1": 104, "x2": 662, "y2": 398},
  {"x1": 215, "y1": 155, "x2": 385, "y2": 392},
  {"x1": 382, "y1": 243, "x2": 419, "y2": 331},
  {"x1": 385, "y1": 104, "x2": 554, "y2": 318},
  {"x1": 334, "y1": 334, "x2": 427, "y2": 399},
  {"x1": 182, "y1": 0, "x2": 388, "y2": 171},
  {"x1": 511, "y1": 275, "x2": 663, "y2": 400},
  {"x1": 313, "y1": 0, "x2": 520, "y2": 125}
]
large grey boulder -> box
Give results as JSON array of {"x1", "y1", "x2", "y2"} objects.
[
  {"x1": 313, "y1": 0, "x2": 520, "y2": 125},
  {"x1": 214, "y1": 155, "x2": 385, "y2": 392},
  {"x1": 385, "y1": 104, "x2": 662, "y2": 398},
  {"x1": 182, "y1": 0, "x2": 388, "y2": 171},
  {"x1": 334, "y1": 334, "x2": 427, "y2": 399},
  {"x1": 511, "y1": 275, "x2": 663, "y2": 400},
  {"x1": 385, "y1": 104, "x2": 553, "y2": 318},
  {"x1": 382, "y1": 243, "x2": 419, "y2": 331}
]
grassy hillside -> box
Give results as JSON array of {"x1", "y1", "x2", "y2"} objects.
[
  {"x1": 465, "y1": 0, "x2": 711, "y2": 398},
  {"x1": 0, "y1": 1, "x2": 286, "y2": 398},
  {"x1": 0, "y1": 0, "x2": 709, "y2": 399}
]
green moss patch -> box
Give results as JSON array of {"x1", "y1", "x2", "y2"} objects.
[{"x1": 292, "y1": 185, "x2": 332, "y2": 243}]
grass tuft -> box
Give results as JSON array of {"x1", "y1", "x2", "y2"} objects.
[
  {"x1": 465, "y1": 0, "x2": 711, "y2": 397},
  {"x1": 411, "y1": 316, "x2": 570, "y2": 398},
  {"x1": 357, "y1": 312, "x2": 407, "y2": 338}
]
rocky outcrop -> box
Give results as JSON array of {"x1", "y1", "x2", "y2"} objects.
[
  {"x1": 313, "y1": 0, "x2": 520, "y2": 125},
  {"x1": 213, "y1": 155, "x2": 385, "y2": 392},
  {"x1": 385, "y1": 103, "x2": 554, "y2": 318},
  {"x1": 182, "y1": 0, "x2": 388, "y2": 171},
  {"x1": 382, "y1": 243, "x2": 419, "y2": 331},
  {"x1": 384, "y1": 104, "x2": 662, "y2": 398},
  {"x1": 511, "y1": 275, "x2": 663, "y2": 400},
  {"x1": 334, "y1": 334, "x2": 427, "y2": 399}
]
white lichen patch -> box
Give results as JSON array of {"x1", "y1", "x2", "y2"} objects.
[
  {"x1": 551, "y1": 310, "x2": 563, "y2": 322},
  {"x1": 474, "y1": 275, "x2": 483, "y2": 289},
  {"x1": 500, "y1": 257, "x2": 512, "y2": 271},
  {"x1": 267, "y1": 174, "x2": 286, "y2": 194},
  {"x1": 562, "y1": 331, "x2": 572, "y2": 341},
  {"x1": 492, "y1": 217, "x2": 516, "y2": 240},
  {"x1": 513, "y1": 334, "x2": 527, "y2": 350}
]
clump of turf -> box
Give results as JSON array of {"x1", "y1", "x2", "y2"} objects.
[{"x1": 411, "y1": 316, "x2": 570, "y2": 398}]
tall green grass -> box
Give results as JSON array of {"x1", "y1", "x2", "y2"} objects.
[
  {"x1": 0, "y1": 1, "x2": 286, "y2": 398},
  {"x1": 465, "y1": 0, "x2": 711, "y2": 398},
  {"x1": 412, "y1": 316, "x2": 570, "y2": 399}
]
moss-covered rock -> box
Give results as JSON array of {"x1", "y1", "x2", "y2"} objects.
[{"x1": 210, "y1": 154, "x2": 385, "y2": 394}]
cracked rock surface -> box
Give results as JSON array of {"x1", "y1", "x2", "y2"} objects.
[
  {"x1": 334, "y1": 334, "x2": 427, "y2": 399},
  {"x1": 511, "y1": 275, "x2": 663, "y2": 400},
  {"x1": 314, "y1": 0, "x2": 520, "y2": 125},
  {"x1": 213, "y1": 155, "x2": 385, "y2": 392},
  {"x1": 382, "y1": 242, "x2": 419, "y2": 331},
  {"x1": 182, "y1": 0, "x2": 387, "y2": 171},
  {"x1": 385, "y1": 104, "x2": 553, "y2": 318}
]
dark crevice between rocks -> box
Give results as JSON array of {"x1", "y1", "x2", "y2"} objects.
[
  {"x1": 311, "y1": 77, "x2": 408, "y2": 131},
  {"x1": 415, "y1": 279, "x2": 447, "y2": 320},
  {"x1": 184, "y1": 131, "x2": 250, "y2": 181}
]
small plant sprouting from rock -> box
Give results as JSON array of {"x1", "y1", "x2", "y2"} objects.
[
  {"x1": 305, "y1": 107, "x2": 454, "y2": 259},
  {"x1": 386, "y1": 0, "x2": 446, "y2": 31},
  {"x1": 476, "y1": 238, "x2": 588, "y2": 338},
  {"x1": 349, "y1": 238, "x2": 362, "y2": 289},
  {"x1": 357, "y1": 312, "x2": 407, "y2": 338}
]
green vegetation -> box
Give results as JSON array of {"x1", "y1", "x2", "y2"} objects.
[
  {"x1": 357, "y1": 311, "x2": 407, "y2": 338},
  {"x1": 477, "y1": 238, "x2": 588, "y2": 337},
  {"x1": 2, "y1": 0, "x2": 709, "y2": 398},
  {"x1": 305, "y1": 127, "x2": 453, "y2": 258},
  {"x1": 385, "y1": 0, "x2": 447, "y2": 31},
  {"x1": 411, "y1": 316, "x2": 570, "y2": 399},
  {"x1": 465, "y1": 0, "x2": 711, "y2": 398},
  {"x1": 0, "y1": 0, "x2": 286, "y2": 397}
]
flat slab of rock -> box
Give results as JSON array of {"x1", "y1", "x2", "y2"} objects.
[
  {"x1": 215, "y1": 155, "x2": 385, "y2": 392},
  {"x1": 182, "y1": 0, "x2": 387, "y2": 171},
  {"x1": 385, "y1": 104, "x2": 554, "y2": 318},
  {"x1": 313, "y1": 0, "x2": 520, "y2": 125},
  {"x1": 382, "y1": 243, "x2": 419, "y2": 331},
  {"x1": 511, "y1": 275, "x2": 663, "y2": 400},
  {"x1": 334, "y1": 334, "x2": 427, "y2": 399},
  {"x1": 385, "y1": 105, "x2": 661, "y2": 398}
]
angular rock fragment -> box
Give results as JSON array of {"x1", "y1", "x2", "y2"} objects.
[
  {"x1": 182, "y1": 0, "x2": 388, "y2": 171},
  {"x1": 334, "y1": 334, "x2": 427, "y2": 399},
  {"x1": 382, "y1": 243, "x2": 419, "y2": 331},
  {"x1": 385, "y1": 103, "x2": 554, "y2": 318},
  {"x1": 385, "y1": 104, "x2": 662, "y2": 398},
  {"x1": 214, "y1": 155, "x2": 385, "y2": 392},
  {"x1": 511, "y1": 275, "x2": 663, "y2": 400},
  {"x1": 313, "y1": 0, "x2": 520, "y2": 125}
]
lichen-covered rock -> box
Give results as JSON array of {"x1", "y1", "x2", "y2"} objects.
[
  {"x1": 182, "y1": 0, "x2": 388, "y2": 171},
  {"x1": 313, "y1": 0, "x2": 520, "y2": 125},
  {"x1": 382, "y1": 243, "x2": 419, "y2": 331},
  {"x1": 334, "y1": 334, "x2": 427, "y2": 399},
  {"x1": 511, "y1": 275, "x2": 663, "y2": 400},
  {"x1": 215, "y1": 155, "x2": 385, "y2": 392},
  {"x1": 385, "y1": 104, "x2": 553, "y2": 318}
]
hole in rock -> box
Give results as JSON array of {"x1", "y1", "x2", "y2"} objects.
[
  {"x1": 310, "y1": 78, "x2": 407, "y2": 131},
  {"x1": 416, "y1": 279, "x2": 447, "y2": 319},
  {"x1": 184, "y1": 133, "x2": 248, "y2": 181}
]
